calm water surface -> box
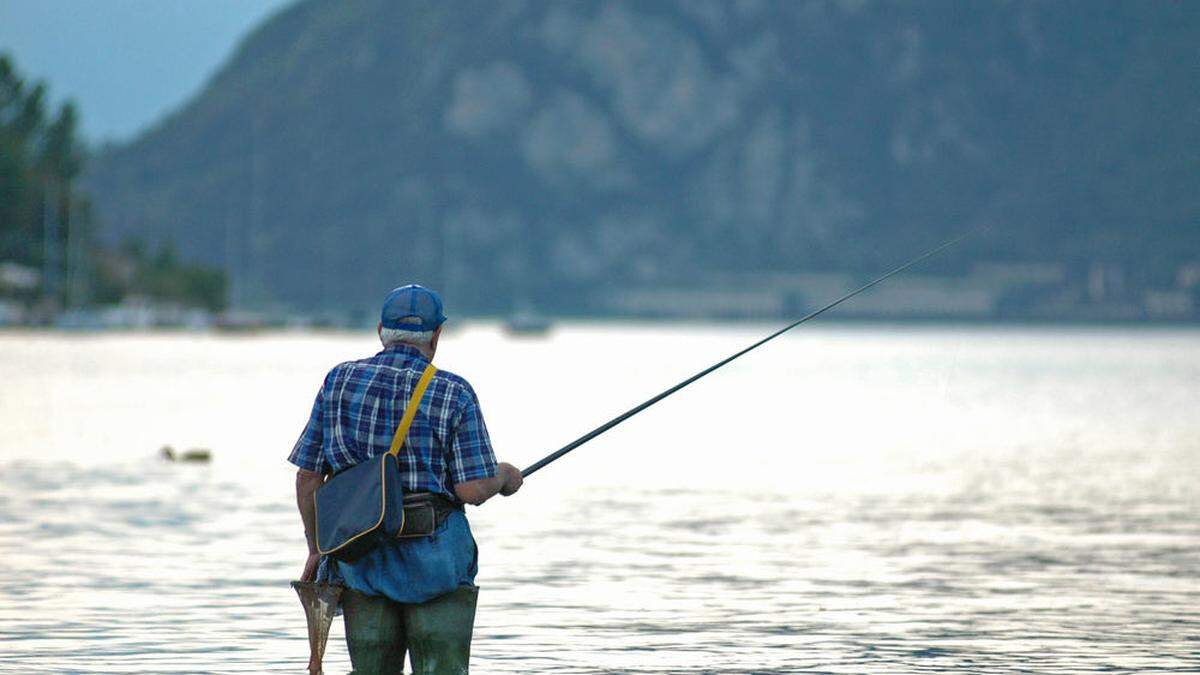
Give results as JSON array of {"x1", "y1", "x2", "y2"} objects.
[{"x1": 0, "y1": 324, "x2": 1197, "y2": 673}]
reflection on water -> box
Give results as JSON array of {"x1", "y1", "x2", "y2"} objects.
[{"x1": 0, "y1": 325, "x2": 1197, "y2": 673}]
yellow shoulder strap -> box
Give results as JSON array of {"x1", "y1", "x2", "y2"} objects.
[{"x1": 388, "y1": 363, "x2": 438, "y2": 456}]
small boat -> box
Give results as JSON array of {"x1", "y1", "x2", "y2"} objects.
[{"x1": 503, "y1": 310, "x2": 552, "y2": 337}]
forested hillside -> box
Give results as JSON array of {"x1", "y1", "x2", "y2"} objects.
[
  {"x1": 84, "y1": 0, "x2": 1200, "y2": 318},
  {"x1": 1, "y1": 55, "x2": 225, "y2": 318}
]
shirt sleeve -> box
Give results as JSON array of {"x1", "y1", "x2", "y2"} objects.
[
  {"x1": 446, "y1": 384, "x2": 498, "y2": 484},
  {"x1": 288, "y1": 384, "x2": 328, "y2": 474}
]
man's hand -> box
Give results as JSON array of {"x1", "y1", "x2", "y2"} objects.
[
  {"x1": 300, "y1": 552, "x2": 322, "y2": 582},
  {"x1": 295, "y1": 469, "x2": 325, "y2": 581},
  {"x1": 454, "y1": 461, "x2": 524, "y2": 504},
  {"x1": 498, "y1": 462, "x2": 523, "y2": 496}
]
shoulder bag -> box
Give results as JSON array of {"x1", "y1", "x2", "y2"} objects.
[{"x1": 314, "y1": 363, "x2": 438, "y2": 562}]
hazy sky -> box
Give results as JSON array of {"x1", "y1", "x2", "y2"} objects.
[{"x1": 0, "y1": 0, "x2": 293, "y2": 144}]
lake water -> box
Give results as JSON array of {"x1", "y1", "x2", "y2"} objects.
[{"x1": 0, "y1": 323, "x2": 1197, "y2": 673}]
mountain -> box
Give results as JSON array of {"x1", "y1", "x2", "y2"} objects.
[{"x1": 84, "y1": 0, "x2": 1200, "y2": 318}]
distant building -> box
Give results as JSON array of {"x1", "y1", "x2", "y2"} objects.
[
  {"x1": 603, "y1": 258, "x2": 1199, "y2": 323},
  {"x1": 612, "y1": 271, "x2": 999, "y2": 321},
  {"x1": 602, "y1": 287, "x2": 784, "y2": 319},
  {"x1": 822, "y1": 276, "x2": 995, "y2": 318},
  {"x1": 1144, "y1": 291, "x2": 1194, "y2": 319},
  {"x1": 0, "y1": 300, "x2": 26, "y2": 325},
  {"x1": 1178, "y1": 263, "x2": 1200, "y2": 290},
  {"x1": 0, "y1": 262, "x2": 40, "y2": 293},
  {"x1": 1087, "y1": 262, "x2": 1125, "y2": 303},
  {"x1": 969, "y1": 262, "x2": 1067, "y2": 288}
]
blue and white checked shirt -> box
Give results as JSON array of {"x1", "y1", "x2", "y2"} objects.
[{"x1": 288, "y1": 344, "x2": 498, "y2": 500}]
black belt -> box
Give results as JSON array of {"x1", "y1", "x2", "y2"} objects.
[{"x1": 397, "y1": 492, "x2": 461, "y2": 538}]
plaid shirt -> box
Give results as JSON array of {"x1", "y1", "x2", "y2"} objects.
[{"x1": 288, "y1": 344, "x2": 497, "y2": 500}]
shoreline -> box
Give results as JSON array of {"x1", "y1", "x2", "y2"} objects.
[{"x1": 2, "y1": 315, "x2": 1199, "y2": 338}]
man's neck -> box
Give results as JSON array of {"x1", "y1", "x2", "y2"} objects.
[{"x1": 386, "y1": 342, "x2": 434, "y2": 361}]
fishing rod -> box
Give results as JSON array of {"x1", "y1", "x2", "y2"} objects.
[{"x1": 521, "y1": 231, "x2": 973, "y2": 477}]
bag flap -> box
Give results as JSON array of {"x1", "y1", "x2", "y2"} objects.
[{"x1": 315, "y1": 453, "x2": 394, "y2": 555}]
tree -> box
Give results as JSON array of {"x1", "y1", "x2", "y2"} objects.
[
  {"x1": 0, "y1": 52, "x2": 228, "y2": 315},
  {"x1": 0, "y1": 54, "x2": 47, "y2": 265}
]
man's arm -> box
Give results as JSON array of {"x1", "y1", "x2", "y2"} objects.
[
  {"x1": 447, "y1": 382, "x2": 520, "y2": 505},
  {"x1": 454, "y1": 462, "x2": 523, "y2": 505},
  {"x1": 296, "y1": 468, "x2": 326, "y2": 580}
]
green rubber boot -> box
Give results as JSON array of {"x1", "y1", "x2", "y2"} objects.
[
  {"x1": 342, "y1": 590, "x2": 407, "y2": 674},
  {"x1": 403, "y1": 586, "x2": 479, "y2": 675}
]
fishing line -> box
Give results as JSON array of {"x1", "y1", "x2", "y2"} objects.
[{"x1": 521, "y1": 230, "x2": 975, "y2": 477}]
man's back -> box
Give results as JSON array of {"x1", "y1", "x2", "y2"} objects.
[{"x1": 289, "y1": 343, "x2": 496, "y2": 500}]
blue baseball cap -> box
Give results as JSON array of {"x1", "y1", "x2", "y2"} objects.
[{"x1": 380, "y1": 284, "x2": 447, "y2": 332}]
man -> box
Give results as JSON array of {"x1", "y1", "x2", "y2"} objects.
[{"x1": 290, "y1": 284, "x2": 523, "y2": 674}]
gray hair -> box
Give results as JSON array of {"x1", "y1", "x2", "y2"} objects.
[{"x1": 380, "y1": 325, "x2": 434, "y2": 349}]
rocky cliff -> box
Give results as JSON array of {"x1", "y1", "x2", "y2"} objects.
[{"x1": 85, "y1": 0, "x2": 1200, "y2": 316}]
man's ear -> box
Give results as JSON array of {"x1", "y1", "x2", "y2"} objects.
[{"x1": 431, "y1": 325, "x2": 443, "y2": 350}]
